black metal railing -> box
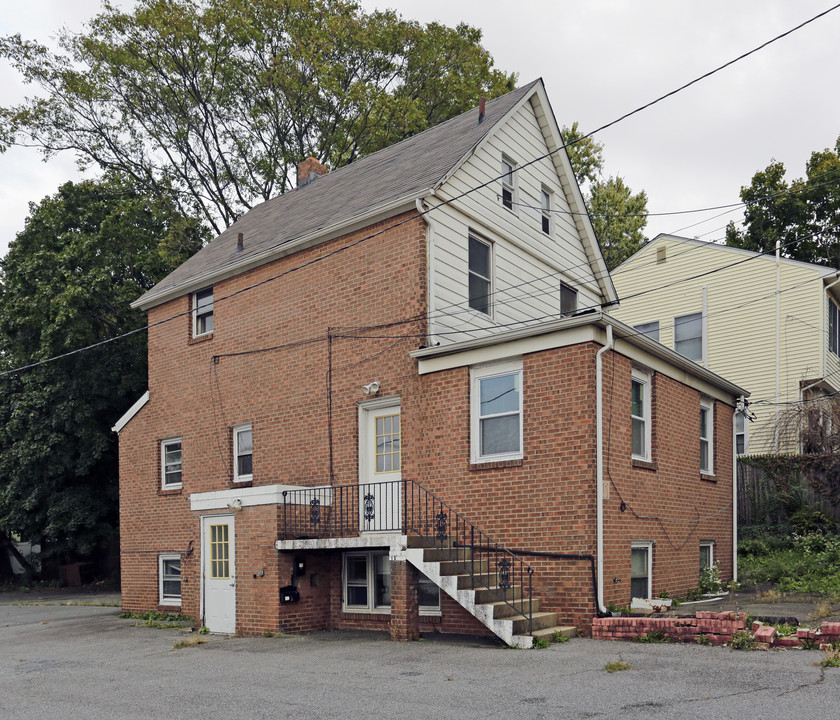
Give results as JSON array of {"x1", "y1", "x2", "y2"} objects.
[{"x1": 281, "y1": 479, "x2": 533, "y2": 634}]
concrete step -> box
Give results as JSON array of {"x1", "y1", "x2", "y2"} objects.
[
  {"x1": 511, "y1": 611, "x2": 559, "y2": 635},
  {"x1": 531, "y1": 625, "x2": 578, "y2": 642},
  {"x1": 473, "y1": 584, "x2": 523, "y2": 602},
  {"x1": 488, "y1": 598, "x2": 541, "y2": 618},
  {"x1": 406, "y1": 535, "x2": 456, "y2": 549},
  {"x1": 422, "y1": 547, "x2": 473, "y2": 563},
  {"x1": 438, "y1": 559, "x2": 490, "y2": 576}
]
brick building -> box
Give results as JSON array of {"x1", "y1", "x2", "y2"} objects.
[{"x1": 115, "y1": 80, "x2": 747, "y2": 646}]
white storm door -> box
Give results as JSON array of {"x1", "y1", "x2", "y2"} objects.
[
  {"x1": 202, "y1": 515, "x2": 236, "y2": 633},
  {"x1": 360, "y1": 402, "x2": 402, "y2": 533}
]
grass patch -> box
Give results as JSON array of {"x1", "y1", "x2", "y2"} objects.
[
  {"x1": 173, "y1": 636, "x2": 207, "y2": 650},
  {"x1": 773, "y1": 622, "x2": 797, "y2": 637},
  {"x1": 605, "y1": 661, "x2": 631, "y2": 673},
  {"x1": 634, "y1": 631, "x2": 669, "y2": 644},
  {"x1": 820, "y1": 648, "x2": 840, "y2": 667},
  {"x1": 119, "y1": 610, "x2": 194, "y2": 630},
  {"x1": 728, "y1": 629, "x2": 757, "y2": 650},
  {"x1": 738, "y1": 531, "x2": 840, "y2": 596}
]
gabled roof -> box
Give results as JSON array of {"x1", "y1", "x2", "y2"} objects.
[
  {"x1": 616, "y1": 233, "x2": 840, "y2": 277},
  {"x1": 134, "y1": 79, "x2": 615, "y2": 310}
]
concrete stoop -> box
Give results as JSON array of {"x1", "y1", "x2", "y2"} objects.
[{"x1": 405, "y1": 539, "x2": 576, "y2": 648}]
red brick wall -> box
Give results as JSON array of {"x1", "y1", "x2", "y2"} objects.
[{"x1": 119, "y1": 204, "x2": 734, "y2": 637}]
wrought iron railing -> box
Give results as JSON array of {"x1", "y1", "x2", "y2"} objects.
[{"x1": 281, "y1": 479, "x2": 533, "y2": 634}]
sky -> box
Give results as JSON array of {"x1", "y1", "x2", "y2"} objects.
[{"x1": 1, "y1": 0, "x2": 839, "y2": 258}]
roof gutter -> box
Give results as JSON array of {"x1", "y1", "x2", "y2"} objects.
[{"x1": 132, "y1": 193, "x2": 429, "y2": 311}]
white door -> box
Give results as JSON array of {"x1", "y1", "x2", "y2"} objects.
[
  {"x1": 360, "y1": 402, "x2": 401, "y2": 533},
  {"x1": 202, "y1": 515, "x2": 236, "y2": 633}
]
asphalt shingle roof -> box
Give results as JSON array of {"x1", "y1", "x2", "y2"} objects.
[{"x1": 135, "y1": 80, "x2": 541, "y2": 309}]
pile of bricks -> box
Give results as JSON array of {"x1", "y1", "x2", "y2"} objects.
[
  {"x1": 753, "y1": 620, "x2": 840, "y2": 649},
  {"x1": 592, "y1": 611, "x2": 746, "y2": 645}
]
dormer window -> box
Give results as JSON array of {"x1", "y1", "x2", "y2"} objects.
[
  {"x1": 501, "y1": 156, "x2": 516, "y2": 211},
  {"x1": 193, "y1": 287, "x2": 214, "y2": 337}
]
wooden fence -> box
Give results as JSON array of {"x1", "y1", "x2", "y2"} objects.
[{"x1": 737, "y1": 459, "x2": 839, "y2": 527}]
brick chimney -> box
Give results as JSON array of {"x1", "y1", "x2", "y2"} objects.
[{"x1": 297, "y1": 157, "x2": 329, "y2": 188}]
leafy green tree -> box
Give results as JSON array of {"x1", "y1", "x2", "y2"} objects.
[
  {"x1": 725, "y1": 136, "x2": 840, "y2": 267},
  {"x1": 0, "y1": 176, "x2": 207, "y2": 561},
  {"x1": 0, "y1": 0, "x2": 515, "y2": 234},
  {"x1": 562, "y1": 122, "x2": 648, "y2": 269}
]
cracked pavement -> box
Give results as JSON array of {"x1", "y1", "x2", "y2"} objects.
[{"x1": 1, "y1": 600, "x2": 838, "y2": 719}]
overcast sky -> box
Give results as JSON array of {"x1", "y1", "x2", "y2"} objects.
[{"x1": 1, "y1": 1, "x2": 839, "y2": 258}]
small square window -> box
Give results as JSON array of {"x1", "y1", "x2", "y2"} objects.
[
  {"x1": 501, "y1": 156, "x2": 516, "y2": 211},
  {"x1": 634, "y1": 321, "x2": 660, "y2": 343},
  {"x1": 540, "y1": 188, "x2": 551, "y2": 234},
  {"x1": 193, "y1": 287, "x2": 214, "y2": 337},
  {"x1": 630, "y1": 544, "x2": 651, "y2": 599},
  {"x1": 468, "y1": 234, "x2": 492, "y2": 316},
  {"x1": 233, "y1": 424, "x2": 253, "y2": 482},
  {"x1": 674, "y1": 312, "x2": 703, "y2": 362},
  {"x1": 471, "y1": 361, "x2": 523, "y2": 463},
  {"x1": 700, "y1": 398, "x2": 714, "y2": 474},
  {"x1": 159, "y1": 554, "x2": 181, "y2": 605},
  {"x1": 560, "y1": 282, "x2": 577, "y2": 316}
]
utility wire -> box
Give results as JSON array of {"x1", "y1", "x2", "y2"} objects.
[{"x1": 2, "y1": 5, "x2": 839, "y2": 379}]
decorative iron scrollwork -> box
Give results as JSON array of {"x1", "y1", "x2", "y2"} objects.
[
  {"x1": 434, "y1": 511, "x2": 448, "y2": 541},
  {"x1": 497, "y1": 557, "x2": 511, "y2": 591},
  {"x1": 363, "y1": 493, "x2": 376, "y2": 523},
  {"x1": 309, "y1": 497, "x2": 321, "y2": 525}
]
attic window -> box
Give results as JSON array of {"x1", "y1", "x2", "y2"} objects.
[
  {"x1": 541, "y1": 188, "x2": 552, "y2": 234},
  {"x1": 501, "y1": 156, "x2": 516, "y2": 211},
  {"x1": 560, "y1": 282, "x2": 577, "y2": 315}
]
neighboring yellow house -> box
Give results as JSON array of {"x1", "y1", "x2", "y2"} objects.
[{"x1": 611, "y1": 234, "x2": 840, "y2": 455}]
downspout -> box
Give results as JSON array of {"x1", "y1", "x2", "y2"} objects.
[
  {"x1": 595, "y1": 322, "x2": 614, "y2": 616},
  {"x1": 775, "y1": 239, "x2": 781, "y2": 451},
  {"x1": 417, "y1": 198, "x2": 436, "y2": 347},
  {"x1": 732, "y1": 398, "x2": 746, "y2": 584}
]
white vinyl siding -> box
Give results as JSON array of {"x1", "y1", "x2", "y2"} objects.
[
  {"x1": 429, "y1": 99, "x2": 603, "y2": 345},
  {"x1": 613, "y1": 236, "x2": 832, "y2": 454}
]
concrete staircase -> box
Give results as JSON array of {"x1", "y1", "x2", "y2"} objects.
[{"x1": 404, "y1": 536, "x2": 577, "y2": 648}]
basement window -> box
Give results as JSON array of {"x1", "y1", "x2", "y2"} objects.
[
  {"x1": 630, "y1": 543, "x2": 651, "y2": 599},
  {"x1": 342, "y1": 551, "x2": 440, "y2": 614}
]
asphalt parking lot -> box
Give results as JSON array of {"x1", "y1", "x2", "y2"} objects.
[{"x1": 1, "y1": 595, "x2": 839, "y2": 720}]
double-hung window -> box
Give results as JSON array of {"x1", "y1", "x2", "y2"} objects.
[
  {"x1": 699, "y1": 542, "x2": 714, "y2": 572},
  {"x1": 160, "y1": 437, "x2": 182, "y2": 489},
  {"x1": 233, "y1": 423, "x2": 253, "y2": 482},
  {"x1": 829, "y1": 297, "x2": 839, "y2": 356},
  {"x1": 471, "y1": 360, "x2": 523, "y2": 463},
  {"x1": 501, "y1": 156, "x2": 516, "y2": 210},
  {"x1": 540, "y1": 188, "x2": 552, "y2": 234},
  {"x1": 674, "y1": 312, "x2": 703, "y2": 361},
  {"x1": 560, "y1": 282, "x2": 578, "y2": 316},
  {"x1": 634, "y1": 321, "x2": 660, "y2": 343},
  {"x1": 468, "y1": 234, "x2": 492, "y2": 316},
  {"x1": 631, "y1": 369, "x2": 651, "y2": 461},
  {"x1": 159, "y1": 554, "x2": 182, "y2": 605},
  {"x1": 735, "y1": 412, "x2": 747, "y2": 456},
  {"x1": 193, "y1": 287, "x2": 214, "y2": 337},
  {"x1": 700, "y1": 398, "x2": 714, "y2": 474}
]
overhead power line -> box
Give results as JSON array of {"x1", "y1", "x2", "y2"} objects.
[{"x1": 2, "y1": 3, "x2": 838, "y2": 379}]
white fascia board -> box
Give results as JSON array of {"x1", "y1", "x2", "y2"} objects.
[
  {"x1": 190, "y1": 483, "x2": 325, "y2": 512},
  {"x1": 275, "y1": 533, "x2": 405, "y2": 553},
  {"x1": 111, "y1": 391, "x2": 150, "y2": 433},
  {"x1": 133, "y1": 195, "x2": 424, "y2": 311}
]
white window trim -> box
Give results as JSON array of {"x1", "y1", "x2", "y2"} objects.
[
  {"x1": 630, "y1": 542, "x2": 652, "y2": 600},
  {"x1": 700, "y1": 397, "x2": 714, "y2": 475},
  {"x1": 735, "y1": 411, "x2": 748, "y2": 457},
  {"x1": 160, "y1": 437, "x2": 183, "y2": 489},
  {"x1": 158, "y1": 553, "x2": 182, "y2": 606},
  {"x1": 233, "y1": 423, "x2": 253, "y2": 483},
  {"x1": 699, "y1": 541, "x2": 714, "y2": 570},
  {"x1": 341, "y1": 551, "x2": 441, "y2": 615},
  {"x1": 192, "y1": 287, "x2": 214, "y2": 338},
  {"x1": 674, "y1": 311, "x2": 703, "y2": 363},
  {"x1": 540, "y1": 186, "x2": 552, "y2": 235},
  {"x1": 631, "y1": 368, "x2": 652, "y2": 462},
  {"x1": 470, "y1": 359, "x2": 524, "y2": 464},
  {"x1": 501, "y1": 155, "x2": 517, "y2": 213}
]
